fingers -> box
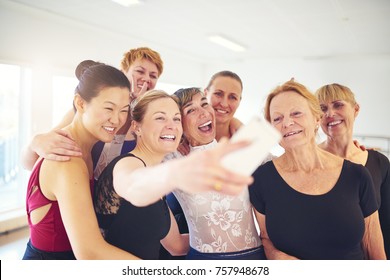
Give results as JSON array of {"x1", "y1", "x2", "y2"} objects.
[
  {"x1": 45, "y1": 154, "x2": 72, "y2": 162},
  {"x1": 138, "y1": 82, "x2": 148, "y2": 96},
  {"x1": 34, "y1": 130, "x2": 82, "y2": 160},
  {"x1": 53, "y1": 130, "x2": 82, "y2": 153},
  {"x1": 130, "y1": 75, "x2": 136, "y2": 93},
  {"x1": 209, "y1": 167, "x2": 254, "y2": 196},
  {"x1": 214, "y1": 139, "x2": 252, "y2": 159},
  {"x1": 55, "y1": 129, "x2": 75, "y2": 140},
  {"x1": 177, "y1": 141, "x2": 190, "y2": 156}
]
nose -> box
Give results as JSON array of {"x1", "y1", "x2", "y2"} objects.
[
  {"x1": 110, "y1": 111, "x2": 121, "y2": 125},
  {"x1": 219, "y1": 95, "x2": 228, "y2": 107},
  {"x1": 165, "y1": 117, "x2": 178, "y2": 130},
  {"x1": 325, "y1": 107, "x2": 335, "y2": 117},
  {"x1": 282, "y1": 117, "x2": 294, "y2": 128},
  {"x1": 140, "y1": 73, "x2": 151, "y2": 83}
]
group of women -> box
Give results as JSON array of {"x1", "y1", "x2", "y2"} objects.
[{"x1": 21, "y1": 46, "x2": 389, "y2": 260}]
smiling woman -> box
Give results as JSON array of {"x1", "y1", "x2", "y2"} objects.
[
  {"x1": 161, "y1": 87, "x2": 265, "y2": 260},
  {"x1": 93, "y1": 89, "x2": 255, "y2": 259},
  {"x1": 249, "y1": 79, "x2": 386, "y2": 260},
  {"x1": 204, "y1": 71, "x2": 243, "y2": 141},
  {"x1": 315, "y1": 83, "x2": 390, "y2": 259},
  {"x1": 22, "y1": 60, "x2": 139, "y2": 260}
]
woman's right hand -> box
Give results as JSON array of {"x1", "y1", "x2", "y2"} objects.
[
  {"x1": 177, "y1": 138, "x2": 190, "y2": 156},
  {"x1": 173, "y1": 138, "x2": 254, "y2": 196},
  {"x1": 32, "y1": 129, "x2": 82, "y2": 161}
]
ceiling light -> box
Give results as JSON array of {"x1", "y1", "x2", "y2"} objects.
[
  {"x1": 111, "y1": 0, "x2": 143, "y2": 7},
  {"x1": 208, "y1": 35, "x2": 246, "y2": 52}
]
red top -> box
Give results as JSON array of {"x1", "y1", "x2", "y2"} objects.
[{"x1": 26, "y1": 159, "x2": 93, "y2": 252}]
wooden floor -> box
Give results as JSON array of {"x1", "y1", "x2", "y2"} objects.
[{"x1": 0, "y1": 226, "x2": 29, "y2": 260}]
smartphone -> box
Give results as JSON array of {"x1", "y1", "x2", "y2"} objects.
[{"x1": 221, "y1": 117, "x2": 281, "y2": 176}]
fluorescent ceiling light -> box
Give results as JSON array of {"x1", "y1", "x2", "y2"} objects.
[
  {"x1": 208, "y1": 35, "x2": 246, "y2": 52},
  {"x1": 111, "y1": 0, "x2": 143, "y2": 7}
]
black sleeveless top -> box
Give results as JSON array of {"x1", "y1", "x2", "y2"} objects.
[{"x1": 94, "y1": 153, "x2": 171, "y2": 259}]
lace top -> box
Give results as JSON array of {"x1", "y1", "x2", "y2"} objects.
[
  {"x1": 94, "y1": 153, "x2": 171, "y2": 259},
  {"x1": 164, "y1": 140, "x2": 261, "y2": 253}
]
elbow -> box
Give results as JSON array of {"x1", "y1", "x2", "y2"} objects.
[
  {"x1": 165, "y1": 236, "x2": 189, "y2": 257},
  {"x1": 72, "y1": 240, "x2": 106, "y2": 260},
  {"x1": 74, "y1": 248, "x2": 100, "y2": 260},
  {"x1": 167, "y1": 245, "x2": 189, "y2": 257}
]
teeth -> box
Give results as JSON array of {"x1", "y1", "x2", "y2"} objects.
[
  {"x1": 328, "y1": 120, "x2": 342, "y2": 126},
  {"x1": 216, "y1": 109, "x2": 228, "y2": 114},
  {"x1": 103, "y1": 126, "x2": 115, "y2": 132},
  {"x1": 284, "y1": 131, "x2": 299, "y2": 137},
  {"x1": 160, "y1": 135, "x2": 175, "y2": 140},
  {"x1": 199, "y1": 121, "x2": 212, "y2": 128}
]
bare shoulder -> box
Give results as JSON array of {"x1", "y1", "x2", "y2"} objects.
[
  {"x1": 40, "y1": 157, "x2": 89, "y2": 194},
  {"x1": 113, "y1": 154, "x2": 146, "y2": 174}
]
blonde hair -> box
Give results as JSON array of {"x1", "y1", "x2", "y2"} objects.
[
  {"x1": 130, "y1": 89, "x2": 177, "y2": 123},
  {"x1": 264, "y1": 79, "x2": 323, "y2": 123},
  {"x1": 120, "y1": 47, "x2": 163, "y2": 77},
  {"x1": 315, "y1": 83, "x2": 357, "y2": 106}
]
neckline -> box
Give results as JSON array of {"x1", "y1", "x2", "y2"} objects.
[{"x1": 270, "y1": 160, "x2": 346, "y2": 197}]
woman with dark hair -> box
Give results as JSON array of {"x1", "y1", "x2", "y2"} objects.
[
  {"x1": 20, "y1": 47, "x2": 164, "y2": 176},
  {"x1": 22, "y1": 60, "x2": 139, "y2": 260}
]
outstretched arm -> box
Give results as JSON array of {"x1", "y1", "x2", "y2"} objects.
[{"x1": 114, "y1": 138, "x2": 254, "y2": 207}]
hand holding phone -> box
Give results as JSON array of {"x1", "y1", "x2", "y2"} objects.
[{"x1": 221, "y1": 117, "x2": 281, "y2": 176}]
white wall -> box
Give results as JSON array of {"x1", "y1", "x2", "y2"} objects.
[
  {"x1": 1, "y1": 0, "x2": 389, "y2": 139},
  {"x1": 0, "y1": 0, "x2": 205, "y2": 135},
  {"x1": 205, "y1": 55, "x2": 390, "y2": 138}
]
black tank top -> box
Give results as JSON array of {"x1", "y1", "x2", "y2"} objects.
[{"x1": 94, "y1": 153, "x2": 171, "y2": 259}]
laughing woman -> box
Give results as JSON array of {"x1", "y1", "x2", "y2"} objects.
[
  {"x1": 163, "y1": 87, "x2": 264, "y2": 260},
  {"x1": 23, "y1": 60, "x2": 140, "y2": 259},
  {"x1": 93, "y1": 90, "x2": 254, "y2": 259}
]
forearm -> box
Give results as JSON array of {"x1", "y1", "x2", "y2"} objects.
[
  {"x1": 363, "y1": 212, "x2": 386, "y2": 259},
  {"x1": 262, "y1": 238, "x2": 299, "y2": 260},
  {"x1": 115, "y1": 160, "x2": 180, "y2": 207},
  {"x1": 74, "y1": 236, "x2": 141, "y2": 260},
  {"x1": 20, "y1": 138, "x2": 40, "y2": 171}
]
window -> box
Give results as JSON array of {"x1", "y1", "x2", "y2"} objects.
[
  {"x1": 0, "y1": 64, "x2": 29, "y2": 213},
  {"x1": 52, "y1": 76, "x2": 77, "y2": 126}
]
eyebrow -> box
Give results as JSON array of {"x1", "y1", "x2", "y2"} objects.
[
  {"x1": 103, "y1": 101, "x2": 117, "y2": 106},
  {"x1": 183, "y1": 102, "x2": 194, "y2": 110},
  {"x1": 153, "y1": 111, "x2": 181, "y2": 116},
  {"x1": 104, "y1": 101, "x2": 130, "y2": 109}
]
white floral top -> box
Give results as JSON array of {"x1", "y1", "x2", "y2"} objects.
[
  {"x1": 164, "y1": 140, "x2": 261, "y2": 253},
  {"x1": 94, "y1": 134, "x2": 126, "y2": 181}
]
